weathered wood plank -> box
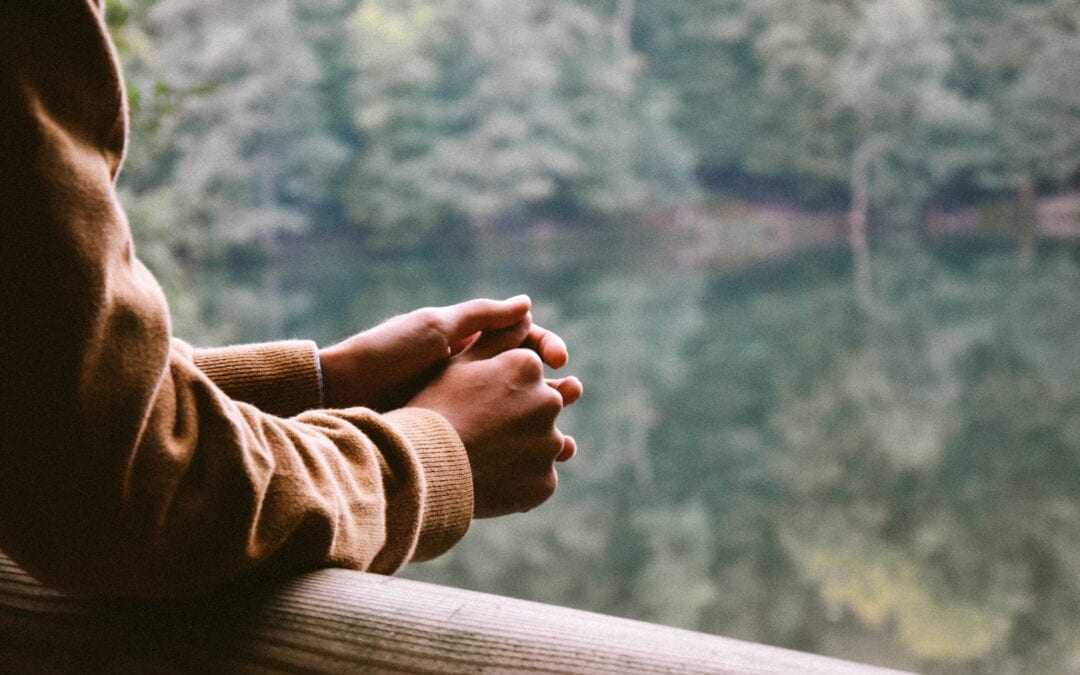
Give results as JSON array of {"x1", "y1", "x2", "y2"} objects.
[{"x1": 0, "y1": 553, "x2": 909, "y2": 674}]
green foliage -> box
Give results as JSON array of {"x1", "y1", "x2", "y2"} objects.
[
  {"x1": 636, "y1": 242, "x2": 1080, "y2": 670},
  {"x1": 746, "y1": 1, "x2": 854, "y2": 200},
  {"x1": 634, "y1": 0, "x2": 761, "y2": 180},
  {"x1": 339, "y1": 0, "x2": 697, "y2": 240},
  {"x1": 114, "y1": 0, "x2": 346, "y2": 338},
  {"x1": 338, "y1": 0, "x2": 451, "y2": 244},
  {"x1": 634, "y1": 0, "x2": 1077, "y2": 218},
  {"x1": 1004, "y1": 35, "x2": 1080, "y2": 185},
  {"x1": 114, "y1": 0, "x2": 1079, "y2": 255},
  {"x1": 102, "y1": 2, "x2": 1080, "y2": 670},
  {"x1": 368, "y1": 234, "x2": 1080, "y2": 673},
  {"x1": 945, "y1": 0, "x2": 1080, "y2": 192}
]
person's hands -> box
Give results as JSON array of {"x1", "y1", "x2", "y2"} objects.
[
  {"x1": 319, "y1": 296, "x2": 569, "y2": 411},
  {"x1": 407, "y1": 323, "x2": 583, "y2": 518}
]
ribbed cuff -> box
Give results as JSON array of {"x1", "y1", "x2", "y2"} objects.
[
  {"x1": 384, "y1": 408, "x2": 473, "y2": 562},
  {"x1": 192, "y1": 340, "x2": 324, "y2": 417}
]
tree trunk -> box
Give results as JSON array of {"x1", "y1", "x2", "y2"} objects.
[
  {"x1": 848, "y1": 142, "x2": 874, "y2": 312},
  {"x1": 614, "y1": 0, "x2": 635, "y2": 56},
  {"x1": 1015, "y1": 175, "x2": 1037, "y2": 270}
]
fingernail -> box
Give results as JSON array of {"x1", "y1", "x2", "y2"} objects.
[{"x1": 507, "y1": 294, "x2": 530, "y2": 304}]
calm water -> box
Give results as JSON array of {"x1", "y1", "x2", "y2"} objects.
[{"x1": 185, "y1": 228, "x2": 1080, "y2": 673}]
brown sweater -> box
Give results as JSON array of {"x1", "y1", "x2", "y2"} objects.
[{"x1": 0, "y1": 1, "x2": 473, "y2": 599}]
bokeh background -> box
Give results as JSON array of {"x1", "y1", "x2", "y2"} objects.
[{"x1": 106, "y1": 0, "x2": 1080, "y2": 671}]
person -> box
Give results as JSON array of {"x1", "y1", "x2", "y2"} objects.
[{"x1": 0, "y1": 0, "x2": 582, "y2": 599}]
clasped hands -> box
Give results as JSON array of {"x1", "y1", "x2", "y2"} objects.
[{"x1": 318, "y1": 296, "x2": 582, "y2": 518}]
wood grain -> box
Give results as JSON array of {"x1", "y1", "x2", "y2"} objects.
[{"x1": 0, "y1": 553, "x2": 910, "y2": 674}]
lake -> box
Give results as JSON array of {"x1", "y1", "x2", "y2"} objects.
[{"x1": 180, "y1": 224, "x2": 1080, "y2": 673}]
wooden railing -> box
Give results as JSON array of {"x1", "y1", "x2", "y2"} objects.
[{"x1": 0, "y1": 553, "x2": 909, "y2": 673}]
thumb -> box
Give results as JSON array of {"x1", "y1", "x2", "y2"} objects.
[
  {"x1": 460, "y1": 316, "x2": 533, "y2": 361},
  {"x1": 440, "y1": 295, "x2": 532, "y2": 347}
]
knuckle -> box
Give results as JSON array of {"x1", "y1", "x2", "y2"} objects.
[
  {"x1": 539, "y1": 387, "x2": 564, "y2": 416},
  {"x1": 508, "y1": 348, "x2": 545, "y2": 377},
  {"x1": 413, "y1": 307, "x2": 450, "y2": 348},
  {"x1": 413, "y1": 307, "x2": 442, "y2": 331}
]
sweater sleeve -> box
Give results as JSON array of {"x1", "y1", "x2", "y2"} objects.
[
  {"x1": 189, "y1": 340, "x2": 325, "y2": 416},
  {"x1": 0, "y1": 0, "x2": 472, "y2": 599}
]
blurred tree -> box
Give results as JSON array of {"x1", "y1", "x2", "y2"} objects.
[
  {"x1": 338, "y1": 0, "x2": 452, "y2": 246},
  {"x1": 946, "y1": 0, "x2": 1079, "y2": 189},
  {"x1": 1002, "y1": 31, "x2": 1080, "y2": 262},
  {"x1": 291, "y1": 0, "x2": 365, "y2": 229},
  {"x1": 646, "y1": 243, "x2": 1080, "y2": 670},
  {"x1": 341, "y1": 0, "x2": 697, "y2": 243},
  {"x1": 633, "y1": 0, "x2": 761, "y2": 189},
  {"x1": 835, "y1": 0, "x2": 989, "y2": 306},
  {"x1": 114, "y1": 0, "x2": 346, "y2": 339},
  {"x1": 944, "y1": 0, "x2": 1080, "y2": 264},
  {"x1": 103, "y1": 2, "x2": 1080, "y2": 667},
  {"x1": 744, "y1": 0, "x2": 853, "y2": 203}
]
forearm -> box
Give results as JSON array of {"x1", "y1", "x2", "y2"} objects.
[
  {"x1": 189, "y1": 340, "x2": 325, "y2": 416},
  {"x1": 0, "y1": 0, "x2": 472, "y2": 599}
]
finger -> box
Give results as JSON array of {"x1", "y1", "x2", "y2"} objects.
[
  {"x1": 522, "y1": 324, "x2": 569, "y2": 369},
  {"x1": 460, "y1": 317, "x2": 533, "y2": 361},
  {"x1": 448, "y1": 332, "x2": 480, "y2": 356},
  {"x1": 546, "y1": 377, "x2": 583, "y2": 406},
  {"x1": 556, "y1": 435, "x2": 577, "y2": 462},
  {"x1": 439, "y1": 295, "x2": 531, "y2": 344}
]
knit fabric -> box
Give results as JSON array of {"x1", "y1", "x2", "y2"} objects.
[
  {"x1": 192, "y1": 341, "x2": 325, "y2": 416},
  {"x1": 0, "y1": 0, "x2": 473, "y2": 599}
]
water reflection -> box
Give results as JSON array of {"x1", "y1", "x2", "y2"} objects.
[{"x1": 184, "y1": 229, "x2": 1080, "y2": 672}]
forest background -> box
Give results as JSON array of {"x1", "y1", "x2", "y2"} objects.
[{"x1": 105, "y1": 0, "x2": 1080, "y2": 671}]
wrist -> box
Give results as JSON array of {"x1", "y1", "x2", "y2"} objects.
[
  {"x1": 318, "y1": 341, "x2": 353, "y2": 409},
  {"x1": 320, "y1": 333, "x2": 388, "y2": 410}
]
